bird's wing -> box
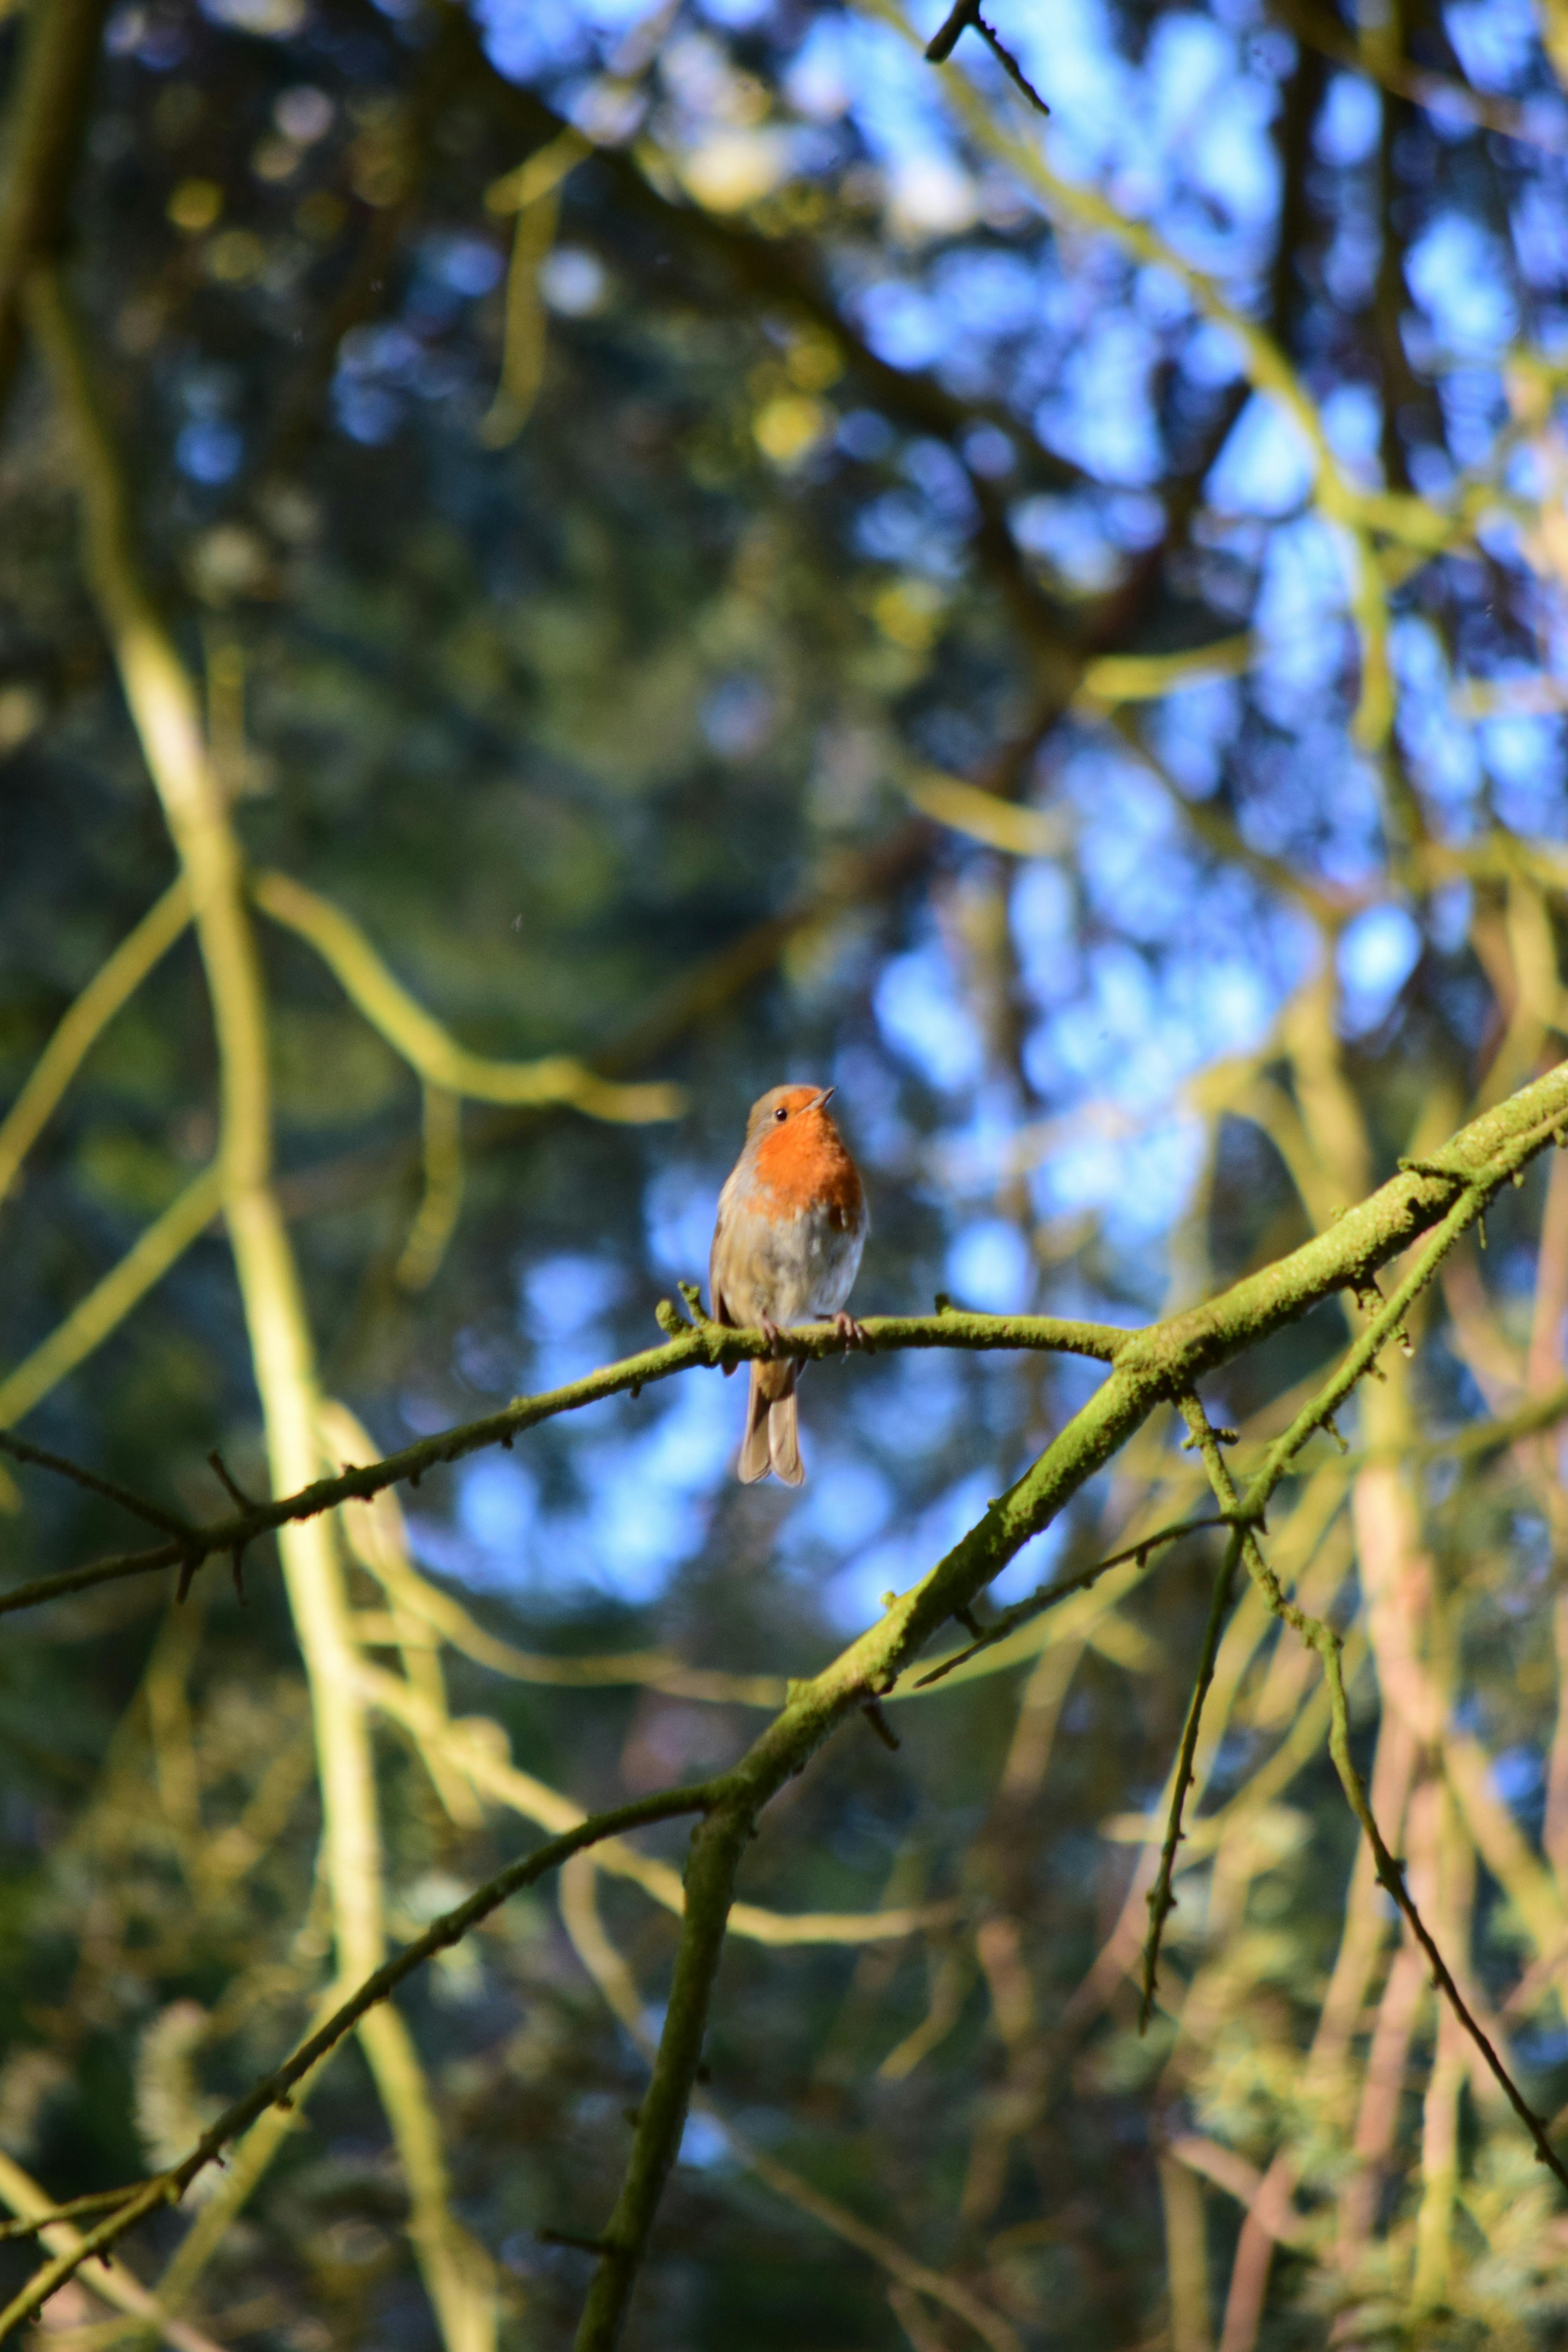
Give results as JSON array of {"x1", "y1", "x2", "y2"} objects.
[{"x1": 708, "y1": 1177, "x2": 738, "y2": 1327}]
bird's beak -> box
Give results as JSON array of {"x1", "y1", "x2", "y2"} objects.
[{"x1": 813, "y1": 1086, "x2": 835, "y2": 1111}]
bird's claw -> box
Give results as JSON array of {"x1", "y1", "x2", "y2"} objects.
[
  {"x1": 834, "y1": 1312, "x2": 869, "y2": 1350},
  {"x1": 759, "y1": 1314, "x2": 783, "y2": 1355}
]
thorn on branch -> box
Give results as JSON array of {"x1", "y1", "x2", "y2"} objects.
[
  {"x1": 923, "y1": 0, "x2": 1051, "y2": 111},
  {"x1": 176, "y1": 1550, "x2": 202, "y2": 1605},
  {"x1": 538, "y1": 2229, "x2": 615, "y2": 2255},
  {"x1": 207, "y1": 1448, "x2": 255, "y2": 1509},
  {"x1": 629, "y1": 1382, "x2": 642, "y2": 1401},
  {"x1": 655, "y1": 1297, "x2": 691, "y2": 1338},
  {"x1": 677, "y1": 1280, "x2": 708, "y2": 1324},
  {"x1": 933, "y1": 1290, "x2": 953, "y2": 1313},
  {"x1": 861, "y1": 1698, "x2": 901, "y2": 1751}
]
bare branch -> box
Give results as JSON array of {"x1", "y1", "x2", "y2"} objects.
[
  {"x1": 0, "y1": 1429, "x2": 195, "y2": 1542},
  {"x1": 924, "y1": 0, "x2": 1051, "y2": 113},
  {"x1": 1138, "y1": 1405, "x2": 1245, "y2": 2026}
]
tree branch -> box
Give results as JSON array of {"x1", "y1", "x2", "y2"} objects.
[
  {"x1": 0, "y1": 1783, "x2": 721, "y2": 2337},
  {"x1": 0, "y1": 875, "x2": 190, "y2": 1215},
  {"x1": 0, "y1": 0, "x2": 109, "y2": 424},
  {"x1": 0, "y1": 1305, "x2": 1128, "y2": 1615},
  {"x1": 252, "y1": 867, "x2": 683, "y2": 1123},
  {"x1": 563, "y1": 1077, "x2": 1568, "y2": 2343}
]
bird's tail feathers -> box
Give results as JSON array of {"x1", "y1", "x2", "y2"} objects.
[{"x1": 739, "y1": 1359, "x2": 804, "y2": 1485}]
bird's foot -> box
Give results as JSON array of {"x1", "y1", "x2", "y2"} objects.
[
  {"x1": 759, "y1": 1314, "x2": 783, "y2": 1355},
  {"x1": 834, "y1": 1311, "x2": 870, "y2": 1350}
]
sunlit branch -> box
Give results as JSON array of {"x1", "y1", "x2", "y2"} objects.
[
  {"x1": 0, "y1": 2183, "x2": 149, "y2": 2240},
  {"x1": 1272, "y1": 0, "x2": 1568, "y2": 152},
  {"x1": 350, "y1": 1606, "x2": 787, "y2": 1706},
  {"x1": 27, "y1": 258, "x2": 487, "y2": 2352},
  {"x1": 0, "y1": 1162, "x2": 223, "y2": 1431},
  {"x1": 5, "y1": 1009, "x2": 1568, "y2": 2336},
  {"x1": 252, "y1": 867, "x2": 684, "y2": 1123},
  {"x1": 394, "y1": 1082, "x2": 465, "y2": 1293},
  {"x1": 902, "y1": 766, "x2": 1068, "y2": 857},
  {"x1": 479, "y1": 123, "x2": 588, "y2": 445},
  {"x1": 1076, "y1": 635, "x2": 1254, "y2": 703},
  {"x1": 0, "y1": 875, "x2": 191, "y2": 1215}
]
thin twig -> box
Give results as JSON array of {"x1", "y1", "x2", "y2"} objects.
[
  {"x1": 0, "y1": 2185, "x2": 147, "y2": 2241},
  {"x1": 0, "y1": 878, "x2": 190, "y2": 1217},
  {"x1": 916, "y1": 1512, "x2": 1240, "y2": 1690},
  {"x1": 924, "y1": 0, "x2": 1050, "y2": 110},
  {"x1": 206, "y1": 1448, "x2": 254, "y2": 1509},
  {"x1": 0, "y1": 1429, "x2": 197, "y2": 1543},
  {"x1": 1317, "y1": 1639, "x2": 1568, "y2": 2190},
  {"x1": 1138, "y1": 1399, "x2": 1245, "y2": 2028}
]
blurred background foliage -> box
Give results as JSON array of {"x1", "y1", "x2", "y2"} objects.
[{"x1": 4, "y1": 0, "x2": 1568, "y2": 2344}]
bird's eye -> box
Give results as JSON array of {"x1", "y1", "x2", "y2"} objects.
[{"x1": 773, "y1": 1106, "x2": 788, "y2": 1122}]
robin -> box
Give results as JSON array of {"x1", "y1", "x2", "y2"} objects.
[{"x1": 709, "y1": 1083, "x2": 869, "y2": 1486}]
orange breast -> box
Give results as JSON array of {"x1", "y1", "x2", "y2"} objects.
[{"x1": 753, "y1": 1121, "x2": 864, "y2": 1228}]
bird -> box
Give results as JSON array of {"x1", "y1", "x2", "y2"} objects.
[{"x1": 709, "y1": 1083, "x2": 869, "y2": 1486}]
